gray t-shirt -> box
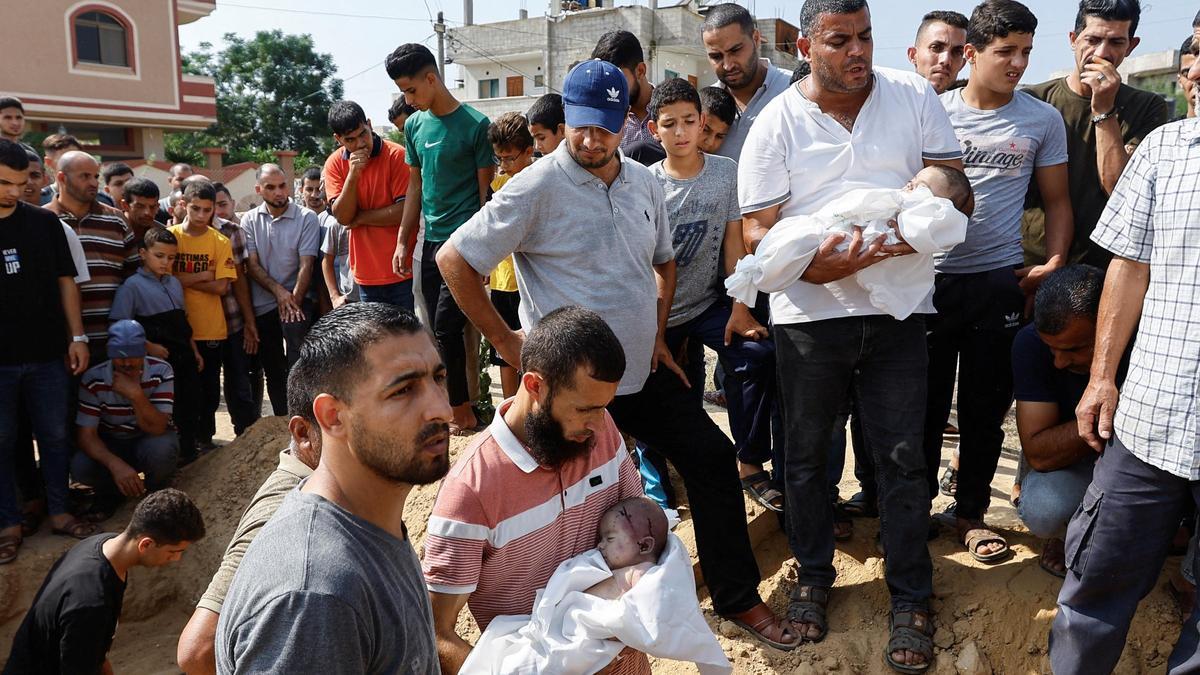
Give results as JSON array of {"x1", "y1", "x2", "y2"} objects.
[
  {"x1": 319, "y1": 212, "x2": 358, "y2": 301},
  {"x1": 650, "y1": 154, "x2": 741, "y2": 327},
  {"x1": 240, "y1": 202, "x2": 321, "y2": 315},
  {"x1": 216, "y1": 488, "x2": 439, "y2": 674},
  {"x1": 938, "y1": 88, "x2": 1069, "y2": 274},
  {"x1": 715, "y1": 59, "x2": 794, "y2": 163},
  {"x1": 449, "y1": 144, "x2": 674, "y2": 396}
]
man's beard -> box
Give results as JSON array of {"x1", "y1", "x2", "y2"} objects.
[
  {"x1": 525, "y1": 395, "x2": 595, "y2": 469},
  {"x1": 266, "y1": 195, "x2": 290, "y2": 209},
  {"x1": 351, "y1": 418, "x2": 450, "y2": 486},
  {"x1": 567, "y1": 144, "x2": 618, "y2": 170},
  {"x1": 66, "y1": 182, "x2": 97, "y2": 204},
  {"x1": 720, "y1": 55, "x2": 759, "y2": 89}
]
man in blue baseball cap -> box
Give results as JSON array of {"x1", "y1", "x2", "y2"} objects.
[
  {"x1": 433, "y1": 59, "x2": 800, "y2": 669},
  {"x1": 71, "y1": 320, "x2": 180, "y2": 515}
]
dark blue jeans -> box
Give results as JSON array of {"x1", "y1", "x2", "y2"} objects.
[
  {"x1": 358, "y1": 279, "x2": 415, "y2": 311},
  {"x1": 0, "y1": 359, "x2": 72, "y2": 527},
  {"x1": 70, "y1": 431, "x2": 179, "y2": 496},
  {"x1": 221, "y1": 329, "x2": 259, "y2": 435},
  {"x1": 775, "y1": 315, "x2": 932, "y2": 610},
  {"x1": 1051, "y1": 436, "x2": 1200, "y2": 674}
]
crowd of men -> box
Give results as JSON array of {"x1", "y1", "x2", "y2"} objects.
[{"x1": 2, "y1": 0, "x2": 1200, "y2": 672}]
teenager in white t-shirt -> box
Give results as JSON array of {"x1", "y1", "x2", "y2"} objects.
[{"x1": 738, "y1": 2, "x2": 965, "y2": 671}]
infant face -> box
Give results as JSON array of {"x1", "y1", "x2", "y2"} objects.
[
  {"x1": 597, "y1": 510, "x2": 647, "y2": 569},
  {"x1": 596, "y1": 496, "x2": 668, "y2": 569},
  {"x1": 905, "y1": 167, "x2": 953, "y2": 201}
]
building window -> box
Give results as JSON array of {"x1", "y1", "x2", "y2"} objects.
[
  {"x1": 535, "y1": 74, "x2": 545, "y2": 88},
  {"x1": 479, "y1": 78, "x2": 499, "y2": 99},
  {"x1": 75, "y1": 11, "x2": 129, "y2": 67}
]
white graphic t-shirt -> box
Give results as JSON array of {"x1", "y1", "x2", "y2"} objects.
[{"x1": 939, "y1": 88, "x2": 1068, "y2": 273}]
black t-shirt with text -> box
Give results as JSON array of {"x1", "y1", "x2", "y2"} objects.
[
  {"x1": 4, "y1": 534, "x2": 125, "y2": 675},
  {"x1": 0, "y1": 201, "x2": 76, "y2": 365}
]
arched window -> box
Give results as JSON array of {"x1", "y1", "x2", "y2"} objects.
[{"x1": 75, "y1": 11, "x2": 128, "y2": 67}]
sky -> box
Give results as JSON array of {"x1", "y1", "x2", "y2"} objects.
[{"x1": 179, "y1": 0, "x2": 1200, "y2": 123}]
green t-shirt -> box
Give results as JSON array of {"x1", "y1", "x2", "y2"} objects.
[
  {"x1": 1020, "y1": 77, "x2": 1168, "y2": 267},
  {"x1": 404, "y1": 103, "x2": 493, "y2": 242}
]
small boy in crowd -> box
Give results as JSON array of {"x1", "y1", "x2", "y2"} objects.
[
  {"x1": 169, "y1": 180, "x2": 236, "y2": 458},
  {"x1": 486, "y1": 112, "x2": 535, "y2": 399},
  {"x1": 110, "y1": 227, "x2": 202, "y2": 467},
  {"x1": 526, "y1": 93, "x2": 565, "y2": 156},
  {"x1": 698, "y1": 87, "x2": 736, "y2": 155}
]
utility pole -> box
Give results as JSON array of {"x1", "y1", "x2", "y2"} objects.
[{"x1": 435, "y1": 11, "x2": 446, "y2": 79}]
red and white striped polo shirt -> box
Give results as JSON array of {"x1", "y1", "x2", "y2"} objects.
[{"x1": 423, "y1": 399, "x2": 645, "y2": 629}]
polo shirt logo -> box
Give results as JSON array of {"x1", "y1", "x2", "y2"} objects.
[{"x1": 589, "y1": 475, "x2": 603, "y2": 487}]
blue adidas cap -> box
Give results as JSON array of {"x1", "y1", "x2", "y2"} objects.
[
  {"x1": 107, "y1": 320, "x2": 147, "y2": 359},
  {"x1": 562, "y1": 59, "x2": 629, "y2": 135}
]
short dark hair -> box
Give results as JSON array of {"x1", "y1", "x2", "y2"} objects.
[
  {"x1": 123, "y1": 176, "x2": 160, "y2": 201},
  {"x1": 591, "y1": 31, "x2": 644, "y2": 71},
  {"x1": 917, "y1": 10, "x2": 969, "y2": 41},
  {"x1": 101, "y1": 162, "x2": 133, "y2": 185},
  {"x1": 701, "y1": 3, "x2": 756, "y2": 37},
  {"x1": 967, "y1": 0, "x2": 1038, "y2": 49},
  {"x1": 0, "y1": 139, "x2": 30, "y2": 171},
  {"x1": 1074, "y1": 0, "x2": 1141, "y2": 39},
  {"x1": 699, "y1": 86, "x2": 737, "y2": 126},
  {"x1": 923, "y1": 165, "x2": 974, "y2": 216},
  {"x1": 799, "y1": 0, "x2": 868, "y2": 37},
  {"x1": 520, "y1": 306, "x2": 625, "y2": 394},
  {"x1": 0, "y1": 96, "x2": 24, "y2": 113},
  {"x1": 293, "y1": 302, "x2": 425, "y2": 403},
  {"x1": 286, "y1": 355, "x2": 319, "y2": 423},
  {"x1": 301, "y1": 166, "x2": 323, "y2": 183},
  {"x1": 24, "y1": 148, "x2": 41, "y2": 166},
  {"x1": 212, "y1": 181, "x2": 231, "y2": 199},
  {"x1": 790, "y1": 61, "x2": 812, "y2": 84},
  {"x1": 42, "y1": 133, "x2": 81, "y2": 153},
  {"x1": 527, "y1": 93, "x2": 565, "y2": 130},
  {"x1": 141, "y1": 226, "x2": 178, "y2": 250},
  {"x1": 648, "y1": 78, "x2": 702, "y2": 120},
  {"x1": 387, "y1": 98, "x2": 417, "y2": 122},
  {"x1": 385, "y1": 43, "x2": 437, "y2": 80},
  {"x1": 1181, "y1": 36, "x2": 1194, "y2": 57},
  {"x1": 1195, "y1": 9, "x2": 1200, "y2": 29},
  {"x1": 182, "y1": 179, "x2": 216, "y2": 202},
  {"x1": 125, "y1": 488, "x2": 206, "y2": 545},
  {"x1": 488, "y1": 112, "x2": 534, "y2": 151},
  {"x1": 328, "y1": 100, "x2": 368, "y2": 136},
  {"x1": 1034, "y1": 264, "x2": 1106, "y2": 335}
]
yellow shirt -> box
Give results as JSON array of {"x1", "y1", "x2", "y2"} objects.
[
  {"x1": 489, "y1": 173, "x2": 518, "y2": 293},
  {"x1": 169, "y1": 224, "x2": 237, "y2": 340}
]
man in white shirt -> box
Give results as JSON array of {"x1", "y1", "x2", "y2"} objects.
[{"x1": 739, "y1": 1, "x2": 966, "y2": 671}]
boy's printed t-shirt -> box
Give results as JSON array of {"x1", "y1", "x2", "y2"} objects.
[
  {"x1": 322, "y1": 134, "x2": 415, "y2": 285},
  {"x1": 0, "y1": 202, "x2": 76, "y2": 365},
  {"x1": 404, "y1": 103, "x2": 493, "y2": 242},
  {"x1": 168, "y1": 224, "x2": 236, "y2": 340},
  {"x1": 938, "y1": 88, "x2": 1068, "y2": 274},
  {"x1": 488, "y1": 173, "x2": 518, "y2": 293},
  {"x1": 650, "y1": 153, "x2": 741, "y2": 327}
]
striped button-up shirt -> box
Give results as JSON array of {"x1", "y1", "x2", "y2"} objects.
[
  {"x1": 1091, "y1": 118, "x2": 1200, "y2": 478},
  {"x1": 77, "y1": 357, "x2": 175, "y2": 439},
  {"x1": 46, "y1": 199, "x2": 137, "y2": 352}
]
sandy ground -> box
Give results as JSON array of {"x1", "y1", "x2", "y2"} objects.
[{"x1": 0, "y1": 365, "x2": 1188, "y2": 674}]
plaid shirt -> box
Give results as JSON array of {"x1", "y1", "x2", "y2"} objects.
[
  {"x1": 216, "y1": 218, "x2": 247, "y2": 336},
  {"x1": 1091, "y1": 118, "x2": 1200, "y2": 479}
]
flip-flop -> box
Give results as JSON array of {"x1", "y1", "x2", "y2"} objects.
[
  {"x1": 723, "y1": 601, "x2": 800, "y2": 651},
  {"x1": 958, "y1": 522, "x2": 1011, "y2": 564},
  {"x1": 51, "y1": 518, "x2": 99, "y2": 540},
  {"x1": 740, "y1": 471, "x2": 784, "y2": 512},
  {"x1": 1039, "y1": 538, "x2": 1067, "y2": 578},
  {"x1": 0, "y1": 534, "x2": 21, "y2": 565}
]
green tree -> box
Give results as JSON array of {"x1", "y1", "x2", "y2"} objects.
[{"x1": 170, "y1": 31, "x2": 343, "y2": 164}]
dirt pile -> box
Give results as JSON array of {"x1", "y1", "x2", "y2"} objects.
[{"x1": 0, "y1": 414, "x2": 1188, "y2": 674}]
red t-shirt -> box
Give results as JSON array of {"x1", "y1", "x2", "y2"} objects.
[{"x1": 323, "y1": 136, "x2": 416, "y2": 285}]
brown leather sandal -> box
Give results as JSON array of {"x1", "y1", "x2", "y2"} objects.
[
  {"x1": 0, "y1": 534, "x2": 22, "y2": 565},
  {"x1": 723, "y1": 601, "x2": 801, "y2": 651}
]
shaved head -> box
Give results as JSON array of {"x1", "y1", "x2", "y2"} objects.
[
  {"x1": 256, "y1": 163, "x2": 286, "y2": 183},
  {"x1": 57, "y1": 150, "x2": 98, "y2": 174},
  {"x1": 57, "y1": 150, "x2": 101, "y2": 206}
]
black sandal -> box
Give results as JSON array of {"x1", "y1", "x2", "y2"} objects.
[
  {"x1": 741, "y1": 471, "x2": 784, "y2": 512},
  {"x1": 885, "y1": 609, "x2": 934, "y2": 673},
  {"x1": 939, "y1": 466, "x2": 957, "y2": 497},
  {"x1": 787, "y1": 585, "x2": 830, "y2": 643},
  {"x1": 842, "y1": 490, "x2": 878, "y2": 518}
]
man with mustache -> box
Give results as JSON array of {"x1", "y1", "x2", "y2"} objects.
[
  {"x1": 216, "y1": 302, "x2": 447, "y2": 673},
  {"x1": 424, "y1": 306, "x2": 649, "y2": 674}
]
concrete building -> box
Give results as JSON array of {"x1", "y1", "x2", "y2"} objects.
[
  {"x1": 445, "y1": 0, "x2": 801, "y2": 120},
  {"x1": 2, "y1": 0, "x2": 218, "y2": 162}
]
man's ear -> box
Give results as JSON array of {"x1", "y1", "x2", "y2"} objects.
[
  {"x1": 1127, "y1": 36, "x2": 1141, "y2": 57},
  {"x1": 964, "y1": 43, "x2": 979, "y2": 66},
  {"x1": 521, "y1": 371, "x2": 545, "y2": 402},
  {"x1": 907, "y1": 46, "x2": 918, "y2": 66},
  {"x1": 312, "y1": 392, "x2": 344, "y2": 440},
  {"x1": 798, "y1": 37, "x2": 812, "y2": 60},
  {"x1": 636, "y1": 61, "x2": 647, "y2": 82}
]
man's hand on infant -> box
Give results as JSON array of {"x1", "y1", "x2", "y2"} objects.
[
  {"x1": 801, "y1": 226, "x2": 888, "y2": 285},
  {"x1": 880, "y1": 219, "x2": 917, "y2": 257}
]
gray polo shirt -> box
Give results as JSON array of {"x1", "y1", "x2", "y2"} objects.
[
  {"x1": 449, "y1": 145, "x2": 674, "y2": 396},
  {"x1": 716, "y1": 58, "x2": 794, "y2": 163},
  {"x1": 241, "y1": 202, "x2": 321, "y2": 316}
]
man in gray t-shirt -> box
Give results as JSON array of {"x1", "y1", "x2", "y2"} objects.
[
  {"x1": 215, "y1": 302, "x2": 449, "y2": 674},
  {"x1": 923, "y1": 6, "x2": 1074, "y2": 565}
]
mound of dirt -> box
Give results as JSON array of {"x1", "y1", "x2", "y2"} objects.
[{"x1": 0, "y1": 411, "x2": 1188, "y2": 674}]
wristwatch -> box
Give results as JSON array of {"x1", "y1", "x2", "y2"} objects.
[
  {"x1": 1091, "y1": 109, "x2": 1118, "y2": 125},
  {"x1": 72, "y1": 334, "x2": 89, "y2": 343}
]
